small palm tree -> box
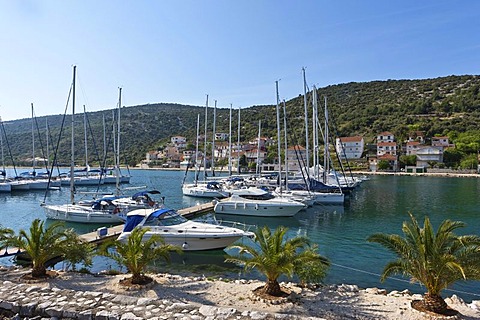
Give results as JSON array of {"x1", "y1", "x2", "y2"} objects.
[
  {"x1": 98, "y1": 227, "x2": 180, "y2": 285},
  {"x1": 226, "y1": 225, "x2": 330, "y2": 296},
  {"x1": 368, "y1": 212, "x2": 480, "y2": 315},
  {"x1": 2, "y1": 219, "x2": 94, "y2": 278}
]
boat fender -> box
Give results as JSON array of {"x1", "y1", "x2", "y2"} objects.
[
  {"x1": 182, "y1": 242, "x2": 189, "y2": 250},
  {"x1": 243, "y1": 202, "x2": 247, "y2": 209},
  {"x1": 255, "y1": 204, "x2": 259, "y2": 210},
  {"x1": 87, "y1": 213, "x2": 91, "y2": 221},
  {"x1": 212, "y1": 199, "x2": 218, "y2": 205}
]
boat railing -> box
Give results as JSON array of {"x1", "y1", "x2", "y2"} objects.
[{"x1": 196, "y1": 216, "x2": 256, "y2": 233}]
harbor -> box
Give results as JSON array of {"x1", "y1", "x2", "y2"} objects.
[{"x1": 0, "y1": 169, "x2": 479, "y2": 303}]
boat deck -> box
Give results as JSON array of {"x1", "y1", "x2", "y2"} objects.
[{"x1": 0, "y1": 202, "x2": 215, "y2": 258}]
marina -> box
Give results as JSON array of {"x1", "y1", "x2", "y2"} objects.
[{"x1": 0, "y1": 168, "x2": 479, "y2": 302}]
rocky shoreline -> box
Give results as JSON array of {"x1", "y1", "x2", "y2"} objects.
[{"x1": 0, "y1": 266, "x2": 478, "y2": 320}]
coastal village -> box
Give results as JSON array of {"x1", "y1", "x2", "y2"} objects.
[{"x1": 141, "y1": 130, "x2": 460, "y2": 174}]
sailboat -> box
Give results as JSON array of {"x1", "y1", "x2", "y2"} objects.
[
  {"x1": 182, "y1": 96, "x2": 229, "y2": 199},
  {"x1": 41, "y1": 66, "x2": 126, "y2": 224},
  {"x1": 214, "y1": 81, "x2": 306, "y2": 217}
]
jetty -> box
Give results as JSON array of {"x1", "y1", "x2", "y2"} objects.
[{"x1": 0, "y1": 202, "x2": 215, "y2": 258}]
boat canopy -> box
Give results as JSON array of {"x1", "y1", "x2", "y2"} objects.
[
  {"x1": 131, "y1": 190, "x2": 161, "y2": 200},
  {"x1": 122, "y1": 208, "x2": 172, "y2": 232}
]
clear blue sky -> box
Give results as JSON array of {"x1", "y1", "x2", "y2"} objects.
[{"x1": 1, "y1": 0, "x2": 479, "y2": 121}]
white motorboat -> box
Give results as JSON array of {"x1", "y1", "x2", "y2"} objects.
[
  {"x1": 117, "y1": 208, "x2": 254, "y2": 251},
  {"x1": 214, "y1": 194, "x2": 305, "y2": 217}
]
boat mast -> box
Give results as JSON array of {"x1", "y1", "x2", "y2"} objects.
[
  {"x1": 237, "y1": 106, "x2": 241, "y2": 174},
  {"x1": 211, "y1": 99, "x2": 216, "y2": 177},
  {"x1": 70, "y1": 65, "x2": 76, "y2": 205},
  {"x1": 323, "y1": 96, "x2": 329, "y2": 184},
  {"x1": 228, "y1": 103, "x2": 232, "y2": 176},
  {"x1": 275, "y1": 80, "x2": 282, "y2": 193},
  {"x1": 0, "y1": 116, "x2": 4, "y2": 182},
  {"x1": 115, "y1": 87, "x2": 122, "y2": 195},
  {"x1": 283, "y1": 99, "x2": 289, "y2": 190},
  {"x1": 31, "y1": 103, "x2": 36, "y2": 177},
  {"x1": 256, "y1": 120, "x2": 261, "y2": 176},
  {"x1": 194, "y1": 113, "x2": 200, "y2": 185},
  {"x1": 203, "y1": 95, "x2": 208, "y2": 181},
  {"x1": 302, "y1": 67, "x2": 309, "y2": 171},
  {"x1": 83, "y1": 105, "x2": 89, "y2": 175},
  {"x1": 312, "y1": 85, "x2": 318, "y2": 180},
  {"x1": 46, "y1": 118, "x2": 50, "y2": 170}
]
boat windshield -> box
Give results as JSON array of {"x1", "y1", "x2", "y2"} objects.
[{"x1": 144, "y1": 209, "x2": 188, "y2": 227}]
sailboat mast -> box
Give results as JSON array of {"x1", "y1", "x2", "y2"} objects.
[
  {"x1": 237, "y1": 106, "x2": 241, "y2": 174},
  {"x1": 194, "y1": 114, "x2": 200, "y2": 185},
  {"x1": 70, "y1": 66, "x2": 76, "y2": 205},
  {"x1": 256, "y1": 120, "x2": 261, "y2": 176},
  {"x1": 46, "y1": 118, "x2": 50, "y2": 170},
  {"x1": 211, "y1": 99, "x2": 216, "y2": 177},
  {"x1": 275, "y1": 81, "x2": 282, "y2": 193},
  {"x1": 203, "y1": 95, "x2": 208, "y2": 181},
  {"x1": 31, "y1": 103, "x2": 36, "y2": 176},
  {"x1": 283, "y1": 99, "x2": 289, "y2": 189},
  {"x1": 115, "y1": 88, "x2": 122, "y2": 195},
  {"x1": 83, "y1": 105, "x2": 88, "y2": 174},
  {"x1": 302, "y1": 68, "x2": 310, "y2": 170},
  {"x1": 228, "y1": 103, "x2": 232, "y2": 176},
  {"x1": 323, "y1": 96, "x2": 329, "y2": 184},
  {"x1": 0, "y1": 117, "x2": 4, "y2": 181},
  {"x1": 312, "y1": 85, "x2": 318, "y2": 180}
]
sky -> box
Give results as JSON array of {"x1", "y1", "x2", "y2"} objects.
[{"x1": 0, "y1": 0, "x2": 479, "y2": 121}]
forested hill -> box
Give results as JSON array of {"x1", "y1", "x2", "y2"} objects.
[{"x1": 2, "y1": 75, "x2": 480, "y2": 167}]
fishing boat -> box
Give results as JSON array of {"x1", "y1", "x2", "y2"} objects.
[{"x1": 117, "y1": 207, "x2": 254, "y2": 251}]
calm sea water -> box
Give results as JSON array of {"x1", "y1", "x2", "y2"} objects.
[{"x1": 1, "y1": 169, "x2": 479, "y2": 302}]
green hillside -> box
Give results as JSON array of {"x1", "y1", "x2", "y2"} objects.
[{"x1": 2, "y1": 75, "x2": 480, "y2": 168}]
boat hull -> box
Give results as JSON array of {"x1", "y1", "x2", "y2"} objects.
[
  {"x1": 42, "y1": 204, "x2": 125, "y2": 224},
  {"x1": 214, "y1": 196, "x2": 304, "y2": 217}
]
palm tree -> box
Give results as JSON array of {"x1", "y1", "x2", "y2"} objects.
[
  {"x1": 98, "y1": 227, "x2": 180, "y2": 285},
  {"x1": 226, "y1": 225, "x2": 330, "y2": 296},
  {"x1": 367, "y1": 212, "x2": 480, "y2": 315},
  {"x1": 2, "y1": 219, "x2": 94, "y2": 278}
]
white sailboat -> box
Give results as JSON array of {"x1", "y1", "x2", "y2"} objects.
[
  {"x1": 214, "y1": 81, "x2": 306, "y2": 217},
  {"x1": 182, "y1": 96, "x2": 229, "y2": 199},
  {"x1": 42, "y1": 66, "x2": 126, "y2": 224}
]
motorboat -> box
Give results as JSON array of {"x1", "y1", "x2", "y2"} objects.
[
  {"x1": 117, "y1": 208, "x2": 254, "y2": 251},
  {"x1": 214, "y1": 194, "x2": 306, "y2": 217}
]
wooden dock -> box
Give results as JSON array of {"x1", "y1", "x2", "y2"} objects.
[{"x1": 0, "y1": 202, "x2": 215, "y2": 258}]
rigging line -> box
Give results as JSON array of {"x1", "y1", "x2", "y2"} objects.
[
  {"x1": 42, "y1": 83, "x2": 72, "y2": 203},
  {"x1": 330, "y1": 262, "x2": 480, "y2": 298},
  {"x1": 76, "y1": 72, "x2": 90, "y2": 108},
  {"x1": 32, "y1": 108, "x2": 49, "y2": 174}
]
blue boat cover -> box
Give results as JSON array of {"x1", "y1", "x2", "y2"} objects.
[
  {"x1": 131, "y1": 190, "x2": 161, "y2": 199},
  {"x1": 122, "y1": 208, "x2": 173, "y2": 232},
  {"x1": 123, "y1": 215, "x2": 144, "y2": 232}
]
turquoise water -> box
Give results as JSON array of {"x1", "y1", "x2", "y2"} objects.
[{"x1": 1, "y1": 169, "x2": 479, "y2": 302}]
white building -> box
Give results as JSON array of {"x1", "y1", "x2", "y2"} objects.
[
  {"x1": 377, "y1": 131, "x2": 395, "y2": 143},
  {"x1": 335, "y1": 136, "x2": 364, "y2": 159},
  {"x1": 171, "y1": 136, "x2": 187, "y2": 148},
  {"x1": 416, "y1": 147, "x2": 444, "y2": 168}
]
